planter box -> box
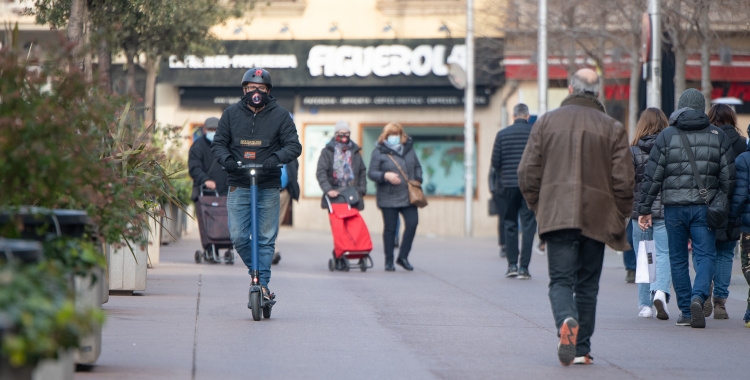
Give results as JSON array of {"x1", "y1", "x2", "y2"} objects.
[
  {"x1": 33, "y1": 350, "x2": 75, "y2": 380},
  {"x1": 73, "y1": 267, "x2": 103, "y2": 365},
  {"x1": 160, "y1": 203, "x2": 183, "y2": 245},
  {"x1": 107, "y1": 217, "x2": 159, "y2": 293}
]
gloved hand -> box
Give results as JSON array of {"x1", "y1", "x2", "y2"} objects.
[
  {"x1": 223, "y1": 158, "x2": 239, "y2": 173},
  {"x1": 262, "y1": 155, "x2": 280, "y2": 170}
]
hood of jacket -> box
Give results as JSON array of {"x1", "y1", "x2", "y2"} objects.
[
  {"x1": 637, "y1": 134, "x2": 658, "y2": 154},
  {"x1": 669, "y1": 107, "x2": 710, "y2": 131},
  {"x1": 718, "y1": 123, "x2": 742, "y2": 147},
  {"x1": 378, "y1": 137, "x2": 414, "y2": 155},
  {"x1": 325, "y1": 139, "x2": 361, "y2": 153}
]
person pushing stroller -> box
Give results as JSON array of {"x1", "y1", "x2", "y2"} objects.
[{"x1": 212, "y1": 68, "x2": 301, "y2": 305}]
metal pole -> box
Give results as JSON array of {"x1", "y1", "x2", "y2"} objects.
[
  {"x1": 538, "y1": 0, "x2": 548, "y2": 115},
  {"x1": 647, "y1": 0, "x2": 661, "y2": 108},
  {"x1": 464, "y1": 0, "x2": 475, "y2": 237}
]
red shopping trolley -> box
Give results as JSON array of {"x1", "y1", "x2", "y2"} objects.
[{"x1": 325, "y1": 195, "x2": 373, "y2": 272}]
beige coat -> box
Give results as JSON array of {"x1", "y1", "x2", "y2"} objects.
[{"x1": 518, "y1": 94, "x2": 634, "y2": 251}]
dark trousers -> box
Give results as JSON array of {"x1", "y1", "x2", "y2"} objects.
[
  {"x1": 494, "y1": 190, "x2": 507, "y2": 246},
  {"x1": 503, "y1": 187, "x2": 537, "y2": 267},
  {"x1": 544, "y1": 229, "x2": 605, "y2": 357},
  {"x1": 382, "y1": 206, "x2": 418, "y2": 264},
  {"x1": 623, "y1": 219, "x2": 636, "y2": 271}
]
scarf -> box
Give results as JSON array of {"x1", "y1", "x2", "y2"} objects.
[
  {"x1": 332, "y1": 141, "x2": 355, "y2": 187},
  {"x1": 384, "y1": 141, "x2": 403, "y2": 155}
]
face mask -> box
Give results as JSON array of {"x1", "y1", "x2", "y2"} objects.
[
  {"x1": 242, "y1": 89, "x2": 269, "y2": 108},
  {"x1": 387, "y1": 135, "x2": 401, "y2": 145},
  {"x1": 205, "y1": 131, "x2": 216, "y2": 141},
  {"x1": 335, "y1": 135, "x2": 349, "y2": 144}
]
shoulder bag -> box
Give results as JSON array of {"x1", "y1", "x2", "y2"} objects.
[
  {"x1": 678, "y1": 130, "x2": 729, "y2": 229},
  {"x1": 387, "y1": 155, "x2": 428, "y2": 208}
]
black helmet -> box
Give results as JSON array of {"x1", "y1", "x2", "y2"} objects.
[{"x1": 241, "y1": 68, "x2": 272, "y2": 89}]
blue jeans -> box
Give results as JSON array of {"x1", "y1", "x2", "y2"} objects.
[
  {"x1": 664, "y1": 205, "x2": 716, "y2": 317},
  {"x1": 623, "y1": 219, "x2": 636, "y2": 271},
  {"x1": 631, "y1": 219, "x2": 672, "y2": 308},
  {"x1": 227, "y1": 187, "x2": 280, "y2": 287},
  {"x1": 713, "y1": 240, "x2": 736, "y2": 300}
]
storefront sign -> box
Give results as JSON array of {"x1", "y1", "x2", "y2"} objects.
[
  {"x1": 160, "y1": 39, "x2": 499, "y2": 88},
  {"x1": 300, "y1": 94, "x2": 487, "y2": 107},
  {"x1": 306, "y1": 44, "x2": 465, "y2": 78}
]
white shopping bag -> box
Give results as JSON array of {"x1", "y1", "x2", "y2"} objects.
[{"x1": 635, "y1": 238, "x2": 656, "y2": 283}]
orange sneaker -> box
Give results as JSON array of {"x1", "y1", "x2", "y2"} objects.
[{"x1": 558, "y1": 317, "x2": 579, "y2": 366}]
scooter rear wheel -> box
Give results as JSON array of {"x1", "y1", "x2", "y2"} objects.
[
  {"x1": 194, "y1": 250, "x2": 202, "y2": 264},
  {"x1": 250, "y1": 292, "x2": 261, "y2": 321}
]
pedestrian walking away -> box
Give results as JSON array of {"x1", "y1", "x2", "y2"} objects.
[
  {"x1": 317, "y1": 120, "x2": 368, "y2": 270},
  {"x1": 492, "y1": 103, "x2": 537, "y2": 279},
  {"x1": 706, "y1": 104, "x2": 745, "y2": 319},
  {"x1": 273, "y1": 158, "x2": 300, "y2": 265},
  {"x1": 518, "y1": 69, "x2": 634, "y2": 366},
  {"x1": 630, "y1": 108, "x2": 672, "y2": 320},
  {"x1": 189, "y1": 117, "x2": 228, "y2": 201},
  {"x1": 727, "y1": 123, "x2": 750, "y2": 327},
  {"x1": 368, "y1": 122, "x2": 423, "y2": 272},
  {"x1": 212, "y1": 68, "x2": 302, "y2": 307},
  {"x1": 638, "y1": 88, "x2": 735, "y2": 329}
]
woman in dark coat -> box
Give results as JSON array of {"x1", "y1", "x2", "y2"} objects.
[
  {"x1": 707, "y1": 103, "x2": 745, "y2": 319},
  {"x1": 316, "y1": 121, "x2": 367, "y2": 211},
  {"x1": 368, "y1": 122, "x2": 423, "y2": 271}
]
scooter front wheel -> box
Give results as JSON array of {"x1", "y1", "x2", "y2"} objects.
[
  {"x1": 263, "y1": 304, "x2": 271, "y2": 319},
  {"x1": 250, "y1": 292, "x2": 261, "y2": 321}
]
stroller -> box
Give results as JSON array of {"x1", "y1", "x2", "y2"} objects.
[
  {"x1": 194, "y1": 186, "x2": 235, "y2": 264},
  {"x1": 325, "y1": 195, "x2": 373, "y2": 272}
]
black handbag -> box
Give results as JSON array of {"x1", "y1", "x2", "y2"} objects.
[
  {"x1": 337, "y1": 187, "x2": 360, "y2": 206},
  {"x1": 678, "y1": 130, "x2": 729, "y2": 230}
]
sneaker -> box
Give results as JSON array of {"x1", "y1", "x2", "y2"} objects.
[
  {"x1": 744, "y1": 310, "x2": 750, "y2": 327},
  {"x1": 558, "y1": 317, "x2": 578, "y2": 366},
  {"x1": 638, "y1": 306, "x2": 653, "y2": 318},
  {"x1": 653, "y1": 291, "x2": 670, "y2": 320},
  {"x1": 572, "y1": 353, "x2": 594, "y2": 365},
  {"x1": 690, "y1": 297, "x2": 706, "y2": 328},
  {"x1": 625, "y1": 270, "x2": 635, "y2": 283},
  {"x1": 517, "y1": 267, "x2": 531, "y2": 279},
  {"x1": 675, "y1": 314, "x2": 691, "y2": 326},
  {"x1": 261, "y1": 286, "x2": 275, "y2": 301},
  {"x1": 505, "y1": 264, "x2": 519, "y2": 277},
  {"x1": 272, "y1": 252, "x2": 281, "y2": 265}
]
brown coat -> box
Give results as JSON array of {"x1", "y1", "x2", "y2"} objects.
[{"x1": 517, "y1": 94, "x2": 634, "y2": 251}]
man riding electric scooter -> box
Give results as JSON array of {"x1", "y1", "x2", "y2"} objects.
[{"x1": 212, "y1": 68, "x2": 302, "y2": 314}]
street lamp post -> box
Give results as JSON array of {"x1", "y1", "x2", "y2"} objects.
[
  {"x1": 538, "y1": 0, "x2": 548, "y2": 115},
  {"x1": 647, "y1": 0, "x2": 661, "y2": 108},
  {"x1": 464, "y1": 0, "x2": 475, "y2": 237}
]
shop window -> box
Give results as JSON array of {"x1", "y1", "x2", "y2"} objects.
[
  {"x1": 361, "y1": 124, "x2": 476, "y2": 197},
  {"x1": 376, "y1": 0, "x2": 465, "y2": 16},
  {"x1": 302, "y1": 124, "x2": 336, "y2": 198}
]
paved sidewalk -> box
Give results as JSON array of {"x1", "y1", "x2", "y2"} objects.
[{"x1": 77, "y1": 225, "x2": 750, "y2": 379}]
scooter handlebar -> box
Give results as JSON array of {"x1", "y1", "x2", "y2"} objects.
[{"x1": 221, "y1": 162, "x2": 284, "y2": 171}]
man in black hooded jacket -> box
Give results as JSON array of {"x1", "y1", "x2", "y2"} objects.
[
  {"x1": 212, "y1": 68, "x2": 302, "y2": 302},
  {"x1": 638, "y1": 88, "x2": 735, "y2": 329}
]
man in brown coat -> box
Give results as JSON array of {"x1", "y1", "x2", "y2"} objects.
[{"x1": 518, "y1": 68, "x2": 634, "y2": 366}]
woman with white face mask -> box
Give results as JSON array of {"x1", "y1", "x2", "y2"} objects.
[{"x1": 368, "y1": 122, "x2": 423, "y2": 272}]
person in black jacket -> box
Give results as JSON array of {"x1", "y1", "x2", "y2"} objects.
[
  {"x1": 273, "y1": 158, "x2": 300, "y2": 265},
  {"x1": 705, "y1": 103, "x2": 745, "y2": 319},
  {"x1": 630, "y1": 108, "x2": 672, "y2": 320},
  {"x1": 212, "y1": 68, "x2": 302, "y2": 302},
  {"x1": 638, "y1": 89, "x2": 736, "y2": 328},
  {"x1": 728, "y1": 124, "x2": 750, "y2": 327},
  {"x1": 188, "y1": 117, "x2": 228, "y2": 200},
  {"x1": 492, "y1": 103, "x2": 537, "y2": 279}
]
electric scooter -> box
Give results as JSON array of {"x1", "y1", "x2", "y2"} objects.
[{"x1": 236, "y1": 162, "x2": 281, "y2": 321}]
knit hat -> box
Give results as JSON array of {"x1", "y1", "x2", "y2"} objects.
[
  {"x1": 677, "y1": 88, "x2": 705, "y2": 111},
  {"x1": 334, "y1": 120, "x2": 350, "y2": 133},
  {"x1": 204, "y1": 117, "x2": 219, "y2": 129}
]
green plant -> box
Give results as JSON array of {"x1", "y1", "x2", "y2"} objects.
[
  {"x1": 42, "y1": 237, "x2": 107, "y2": 279},
  {"x1": 0, "y1": 261, "x2": 105, "y2": 368}
]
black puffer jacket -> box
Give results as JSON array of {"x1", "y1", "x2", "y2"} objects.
[
  {"x1": 639, "y1": 108, "x2": 735, "y2": 215},
  {"x1": 212, "y1": 97, "x2": 302, "y2": 189},
  {"x1": 631, "y1": 135, "x2": 663, "y2": 219},
  {"x1": 491, "y1": 118, "x2": 532, "y2": 188}
]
